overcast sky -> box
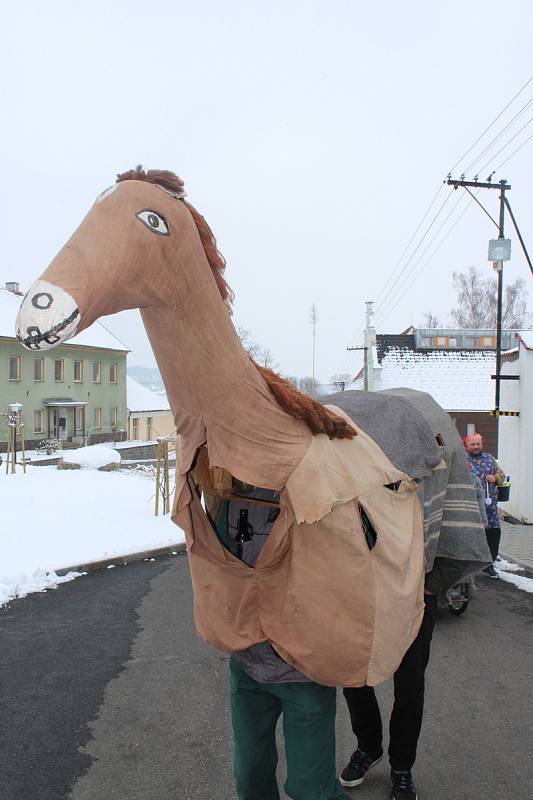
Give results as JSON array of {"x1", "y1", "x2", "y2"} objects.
[{"x1": 2, "y1": 1, "x2": 532, "y2": 380}]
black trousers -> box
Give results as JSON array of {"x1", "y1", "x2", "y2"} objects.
[
  {"x1": 485, "y1": 527, "x2": 501, "y2": 562},
  {"x1": 343, "y1": 597, "x2": 437, "y2": 771}
]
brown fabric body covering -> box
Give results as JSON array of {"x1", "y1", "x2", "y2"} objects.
[{"x1": 17, "y1": 176, "x2": 425, "y2": 687}]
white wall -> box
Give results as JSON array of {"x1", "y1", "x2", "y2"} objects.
[{"x1": 499, "y1": 343, "x2": 532, "y2": 522}]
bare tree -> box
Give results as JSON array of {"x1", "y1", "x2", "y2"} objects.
[
  {"x1": 256, "y1": 348, "x2": 279, "y2": 371},
  {"x1": 450, "y1": 267, "x2": 529, "y2": 328},
  {"x1": 236, "y1": 325, "x2": 261, "y2": 359},
  {"x1": 235, "y1": 325, "x2": 279, "y2": 369},
  {"x1": 298, "y1": 376, "x2": 321, "y2": 396},
  {"x1": 284, "y1": 375, "x2": 300, "y2": 389},
  {"x1": 421, "y1": 311, "x2": 441, "y2": 328}
]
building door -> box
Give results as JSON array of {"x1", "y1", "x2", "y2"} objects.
[
  {"x1": 57, "y1": 407, "x2": 68, "y2": 440},
  {"x1": 50, "y1": 408, "x2": 58, "y2": 438},
  {"x1": 50, "y1": 407, "x2": 68, "y2": 440}
]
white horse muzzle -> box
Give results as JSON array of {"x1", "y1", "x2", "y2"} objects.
[{"x1": 16, "y1": 280, "x2": 80, "y2": 350}]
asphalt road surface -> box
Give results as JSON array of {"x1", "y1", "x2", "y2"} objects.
[{"x1": 1, "y1": 554, "x2": 532, "y2": 800}]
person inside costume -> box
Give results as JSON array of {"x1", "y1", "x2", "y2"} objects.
[
  {"x1": 221, "y1": 490, "x2": 348, "y2": 800},
  {"x1": 340, "y1": 590, "x2": 436, "y2": 800}
]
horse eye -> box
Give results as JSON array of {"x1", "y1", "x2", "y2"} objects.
[{"x1": 136, "y1": 209, "x2": 170, "y2": 235}]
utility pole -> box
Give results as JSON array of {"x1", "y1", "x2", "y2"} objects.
[
  {"x1": 310, "y1": 303, "x2": 318, "y2": 383},
  {"x1": 364, "y1": 301, "x2": 376, "y2": 392},
  {"x1": 347, "y1": 301, "x2": 375, "y2": 392},
  {"x1": 446, "y1": 176, "x2": 512, "y2": 431}
]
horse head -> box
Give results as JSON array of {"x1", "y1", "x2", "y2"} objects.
[{"x1": 16, "y1": 168, "x2": 231, "y2": 352}]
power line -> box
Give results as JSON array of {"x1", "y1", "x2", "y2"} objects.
[
  {"x1": 370, "y1": 81, "x2": 533, "y2": 334},
  {"x1": 374, "y1": 192, "x2": 468, "y2": 327},
  {"x1": 373, "y1": 192, "x2": 453, "y2": 317},
  {"x1": 341, "y1": 76, "x2": 533, "y2": 370},
  {"x1": 447, "y1": 75, "x2": 533, "y2": 174},
  {"x1": 373, "y1": 184, "x2": 444, "y2": 308},
  {"x1": 96, "y1": 319, "x2": 132, "y2": 351},
  {"x1": 493, "y1": 128, "x2": 533, "y2": 172},
  {"x1": 375, "y1": 195, "x2": 476, "y2": 329},
  {"x1": 476, "y1": 114, "x2": 533, "y2": 175},
  {"x1": 462, "y1": 96, "x2": 533, "y2": 175}
]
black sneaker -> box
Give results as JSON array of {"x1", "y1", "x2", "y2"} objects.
[
  {"x1": 390, "y1": 769, "x2": 417, "y2": 799},
  {"x1": 483, "y1": 565, "x2": 500, "y2": 579},
  {"x1": 340, "y1": 748, "x2": 383, "y2": 787}
]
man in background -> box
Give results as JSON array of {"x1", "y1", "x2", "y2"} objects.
[{"x1": 464, "y1": 432, "x2": 505, "y2": 578}]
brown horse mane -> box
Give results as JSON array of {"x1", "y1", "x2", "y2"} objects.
[{"x1": 115, "y1": 166, "x2": 357, "y2": 441}]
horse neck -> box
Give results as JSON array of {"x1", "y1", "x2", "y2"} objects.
[{"x1": 141, "y1": 297, "x2": 311, "y2": 490}]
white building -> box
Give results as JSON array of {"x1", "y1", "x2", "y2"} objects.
[
  {"x1": 127, "y1": 376, "x2": 175, "y2": 441},
  {"x1": 498, "y1": 332, "x2": 533, "y2": 523}
]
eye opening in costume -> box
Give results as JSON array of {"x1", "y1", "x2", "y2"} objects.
[{"x1": 136, "y1": 209, "x2": 170, "y2": 235}]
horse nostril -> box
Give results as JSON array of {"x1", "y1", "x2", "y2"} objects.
[{"x1": 31, "y1": 292, "x2": 54, "y2": 310}]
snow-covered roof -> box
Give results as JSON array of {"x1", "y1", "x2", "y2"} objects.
[
  {"x1": 0, "y1": 288, "x2": 128, "y2": 352},
  {"x1": 517, "y1": 331, "x2": 533, "y2": 350},
  {"x1": 127, "y1": 376, "x2": 170, "y2": 413},
  {"x1": 352, "y1": 348, "x2": 496, "y2": 411}
]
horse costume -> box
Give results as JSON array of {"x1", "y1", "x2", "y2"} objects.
[{"x1": 16, "y1": 168, "x2": 490, "y2": 688}]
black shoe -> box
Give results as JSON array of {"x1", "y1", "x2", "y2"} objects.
[
  {"x1": 390, "y1": 769, "x2": 417, "y2": 799},
  {"x1": 340, "y1": 748, "x2": 383, "y2": 787},
  {"x1": 483, "y1": 565, "x2": 500, "y2": 579}
]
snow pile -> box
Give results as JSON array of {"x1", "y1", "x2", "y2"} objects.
[
  {"x1": 62, "y1": 444, "x2": 121, "y2": 469},
  {"x1": 1, "y1": 569, "x2": 84, "y2": 606},
  {"x1": 1, "y1": 465, "x2": 184, "y2": 607},
  {"x1": 496, "y1": 558, "x2": 533, "y2": 593}
]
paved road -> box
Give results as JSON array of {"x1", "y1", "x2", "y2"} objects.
[{"x1": 1, "y1": 554, "x2": 532, "y2": 800}]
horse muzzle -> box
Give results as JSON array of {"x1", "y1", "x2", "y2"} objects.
[{"x1": 16, "y1": 280, "x2": 80, "y2": 350}]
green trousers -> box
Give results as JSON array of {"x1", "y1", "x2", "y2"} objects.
[{"x1": 229, "y1": 657, "x2": 348, "y2": 800}]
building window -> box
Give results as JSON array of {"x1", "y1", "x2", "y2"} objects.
[
  {"x1": 146, "y1": 417, "x2": 153, "y2": 440},
  {"x1": 420, "y1": 336, "x2": 432, "y2": 347},
  {"x1": 109, "y1": 362, "x2": 117, "y2": 384},
  {"x1": 466, "y1": 423, "x2": 476, "y2": 435},
  {"x1": 9, "y1": 356, "x2": 21, "y2": 381},
  {"x1": 74, "y1": 360, "x2": 83, "y2": 382},
  {"x1": 433, "y1": 336, "x2": 448, "y2": 348},
  {"x1": 93, "y1": 407, "x2": 102, "y2": 429},
  {"x1": 110, "y1": 407, "x2": 118, "y2": 427},
  {"x1": 465, "y1": 337, "x2": 479, "y2": 349},
  {"x1": 93, "y1": 361, "x2": 102, "y2": 383},
  {"x1": 54, "y1": 359, "x2": 64, "y2": 382},
  {"x1": 480, "y1": 336, "x2": 496, "y2": 348},
  {"x1": 33, "y1": 357, "x2": 45, "y2": 382},
  {"x1": 34, "y1": 409, "x2": 45, "y2": 433},
  {"x1": 132, "y1": 418, "x2": 139, "y2": 439},
  {"x1": 75, "y1": 407, "x2": 85, "y2": 434},
  {"x1": 448, "y1": 337, "x2": 458, "y2": 348}
]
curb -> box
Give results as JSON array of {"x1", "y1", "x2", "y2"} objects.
[{"x1": 55, "y1": 542, "x2": 187, "y2": 577}]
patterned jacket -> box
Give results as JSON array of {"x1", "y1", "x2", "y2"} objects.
[{"x1": 467, "y1": 452, "x2": 504, "y2": 528}]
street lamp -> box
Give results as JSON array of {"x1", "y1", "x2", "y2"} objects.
[{"x1": 8, "y1": 402, "x2": 22, "y2": 465}]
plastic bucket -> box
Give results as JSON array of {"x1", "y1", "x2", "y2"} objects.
[{"x1": 498, "y1": 484, "x2": 511, "y2": 502}]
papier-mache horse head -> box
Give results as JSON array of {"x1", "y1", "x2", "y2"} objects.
[
  {"x1": 16, "y1": 167, "x2": 232, "y2": 350},
  {"x1": 16, "y1": 166, "x2": 355, "y2": 443}
]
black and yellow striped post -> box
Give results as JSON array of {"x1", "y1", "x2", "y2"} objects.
[{"x1": 491, "y1": 409, "x2": 520, "y2": 417}]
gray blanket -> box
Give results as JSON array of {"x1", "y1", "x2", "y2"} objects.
[{"x1": 325, "y1": 388, "x2": 492, "y2": 593}]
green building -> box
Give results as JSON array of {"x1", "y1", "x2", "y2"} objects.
[{"x1": 1, "y1": 283, "x2": 128, "y2": 451}]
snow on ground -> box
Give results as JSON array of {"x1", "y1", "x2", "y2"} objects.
[
  {"x1": 1, "y1": 465, "x2": 184, "y2": 607},
  {"x1": 496, "y1": 558, "x2": 533, "y2": 593},
  {"x1": 62, "y1": 444, "x2": 120, "y2": 469}
]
